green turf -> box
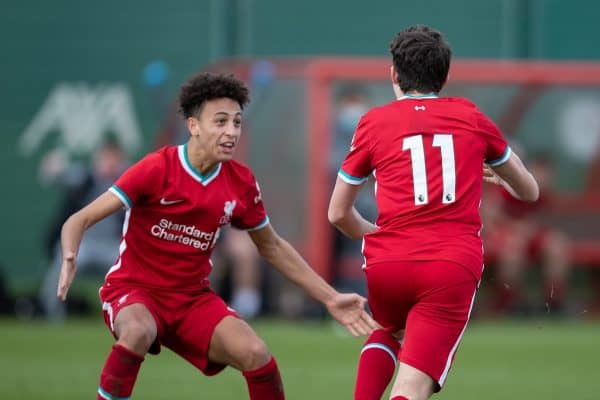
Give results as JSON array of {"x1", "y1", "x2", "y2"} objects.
[{"x1": 1, "y1": 317, "x2": 598, "y2": 399}]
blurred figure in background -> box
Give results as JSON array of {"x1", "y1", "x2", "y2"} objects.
[
  {"x1": 39, "y1": 139, "x2": 127, "y2": 321},
  {"x1": 482, "y1": 153, "x2": 571, "y2": 315},
  {"x1": 211, "y1": 227, "x2": 264, "y2": 319},
  {"x1": 330, "y1": 85, "x2": 376, "y2": 295}
]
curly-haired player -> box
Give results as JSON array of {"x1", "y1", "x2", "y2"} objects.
[{"x1": 57, "y1": 72, "x2": 377, "y2": 400}]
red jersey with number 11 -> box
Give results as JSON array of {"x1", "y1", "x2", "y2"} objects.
[{"x1": 339, "y1": 95, "x2": 510, "y2": 279}]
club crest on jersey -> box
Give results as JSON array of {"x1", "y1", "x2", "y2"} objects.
[{"x1": 219, "y1": 200, "x2": 237, "y2": 225}]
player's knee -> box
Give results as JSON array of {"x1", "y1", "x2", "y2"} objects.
[
  {"x1": 239, "y1": 338, "x2": 271, "y2": 371},
  {"x1": 117, "y1": 320, "x2": 156, "y2": 353}
]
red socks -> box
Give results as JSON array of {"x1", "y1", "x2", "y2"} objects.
[
  {"x1": 354, "y1": 329, "x2": 400, "y2": 400},
  {"x1": 97, "y1": 344, "x2": 144, "y2": 399},
  {"x1": 242, "y1": 357, "x2": 285, "y2": 400}
]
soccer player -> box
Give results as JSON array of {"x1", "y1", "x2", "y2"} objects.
[
  {"x1": 328, "y1": 25, "x2": 539, "y2": 400},
  {"x1": 56, "y1": 73, "x2": 377, "y2": 400}
]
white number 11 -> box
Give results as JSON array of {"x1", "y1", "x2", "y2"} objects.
[{"x1": 402, "y1": 134, "x2": 456, "y2": 206}]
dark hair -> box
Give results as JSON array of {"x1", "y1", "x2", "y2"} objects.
[
  {"x1": 179, "y1": 73, "x2": 250, "y2": 118},
  {"x1": 389, "y1": 25, "x2": 451, "y2": 94}
]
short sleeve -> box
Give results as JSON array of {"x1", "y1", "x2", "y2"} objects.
[
  {"x1": 477, "y1": 112, "x2": 511, "y2": 167},
  {"x1": 109, "y1": 153, "x2": 162, "y2": 208},
  {"x1": 338, "y1": 115, "x2": 373, "y2": 185},
  {"x1": 231, "y1": 174, "x2": 269, "y2": 231}
]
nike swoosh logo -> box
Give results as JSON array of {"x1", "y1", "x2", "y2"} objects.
[{"x1": 160, "y1": 198, "x2": 184, "y2": 205}]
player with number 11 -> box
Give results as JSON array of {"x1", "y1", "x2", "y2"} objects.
[{"x1": 328, "y1": 25, "x2": 539, "y2": 400}]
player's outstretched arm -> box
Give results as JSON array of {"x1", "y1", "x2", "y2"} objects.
[
  {"x1": 484, "y1": 152, "x2": 539, "y2": 202},
  {"x1": 248, "y1": 224, "x2": 378, "y2": 336},
  {"x1": 57, "y1": 191, "x2": 123, "y2": 301},
  {"x1": 328, "y1": 176, "x2": 378, "y2": 240}
]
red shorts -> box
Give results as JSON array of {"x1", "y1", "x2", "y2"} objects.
[
  {"x1": 365, "y1": 260, "x2": 479, "y2": 390},
  {"x1": 99, "y1": 283, "x2": 239, "y2": 376}
]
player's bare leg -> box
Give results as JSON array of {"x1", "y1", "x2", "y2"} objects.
[
  {"x1": 98, "y1": 303, "x2": 157, "y2": 399},
  {"x1": 114, "y1": 303, "x2": 158, "y2": 354},
  {"x1": 389, "y1": 362, "x2": 435, "y2": 400},
  {"x1": 209, "y1": 316, "x2": 284, "y2": 399},
  {"x1": 208, "y1": 316, "x2": 270, "y2": 370}
]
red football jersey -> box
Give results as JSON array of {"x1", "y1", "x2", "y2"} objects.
[
  {"x1": 106, "y1": 144, "x2": 268, "y2": 291},
  {"x1": 339, "y1": 95, "x2": 510, "y2": 279}
]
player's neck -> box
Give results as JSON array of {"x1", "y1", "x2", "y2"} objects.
[
  {"x1": 397, "y1": 90, "x2": 438, "y2": 100},
  {"x1": 185, "y1": 142, "x2": 219, "y2": 176}
]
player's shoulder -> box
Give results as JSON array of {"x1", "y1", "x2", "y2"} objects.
[
  {"x1": 141, "y1": 145, "x2": 173, "y2": 163},
  {"x1": 222, "y1": 159, "x2": 257, "y2": 183},
  {"x1": 353, "y1": 103, "x2": 393, "y2": 132},
  {"x1": 136, "y1": 146, "x2": 173, "y2": 172},
  {"x1": 362, "y1": 101, "x2": 395, "y2": 120},
  {"x1": 445, "y1": 96, "x2": 478, "y2": 108},
  {"x1": 446, "y1": 96, "x2": 489, "y2": 115},
  {"x1": 127, "y1": 146, "x2": 176, "y2": 180}
]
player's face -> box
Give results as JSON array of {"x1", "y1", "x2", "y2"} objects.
[{"x1": 188, "y1": 98, "x2": 242, "y2": 161}]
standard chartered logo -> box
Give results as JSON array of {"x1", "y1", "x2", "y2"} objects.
[{"x1": 151, "y1": 218, "x2": 220, "y2": 251}]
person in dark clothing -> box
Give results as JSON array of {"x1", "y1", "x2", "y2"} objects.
[{"x1": 39, "y1": 140, "x2": 127, "y2": 321}]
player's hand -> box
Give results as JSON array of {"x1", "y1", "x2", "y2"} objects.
[
  {"x1": 325, "y1": 293, "x2": 379, "y2": 336},
  {"x1": 483, "y1": 164, "x2": 504, "y2": 186},
  {"x1": 57, "y1": 251, "x2": 77, "y2": 301}
]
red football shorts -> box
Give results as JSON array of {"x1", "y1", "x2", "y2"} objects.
[
  {"x1": 364, "y1": 260, "x2": 479, "y2": 391},
  {"x1": 99, "y1": 283, "x2": 239, "y2": 375}
]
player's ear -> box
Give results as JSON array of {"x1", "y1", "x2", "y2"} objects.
[
  {"x1": 390, "y1": 65, "x2": 399, "y2": 84},
  {"x1": 186, "y1": 117, "x2": 198, "y2": 136},
  {"x1": 390, "y1": 65, "x2": 402, "y2": 99}
]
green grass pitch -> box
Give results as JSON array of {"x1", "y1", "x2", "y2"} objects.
[{"x1": 1, "y1": 317, "x2": 598, "y2": 399}]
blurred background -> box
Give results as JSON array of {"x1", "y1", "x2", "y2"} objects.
[{"x1": 1, "y1": 1, "x2": 600, "y2": 399}]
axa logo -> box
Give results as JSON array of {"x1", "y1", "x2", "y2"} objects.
[
  {"x1": 219, "y1": 200, "x2": 237, "y2": 225},
  {"x1": 18, "y1": 82, "x2": 141, "y2": 157}
]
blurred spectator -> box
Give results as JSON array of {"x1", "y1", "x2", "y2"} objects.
[
  {"x1": 210, "y1": 227, "x2": 264, "y2": 319},
  {"x1": 329, "y1": 85, "x2": 377, "y2": 294},
  {"x1": 482, "y1": 154, "x2": 571, "y2": 315},
  {"x1": 38, "y1": 139, "x2": 128, "y2": 321}
]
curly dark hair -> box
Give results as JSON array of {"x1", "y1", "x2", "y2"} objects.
[
  {"x1": 389, "y1": 25, "x2": 451, "y2": 94},
  {"x1": 179, "y1": 73, "x2": 250, "y2": 118}
]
